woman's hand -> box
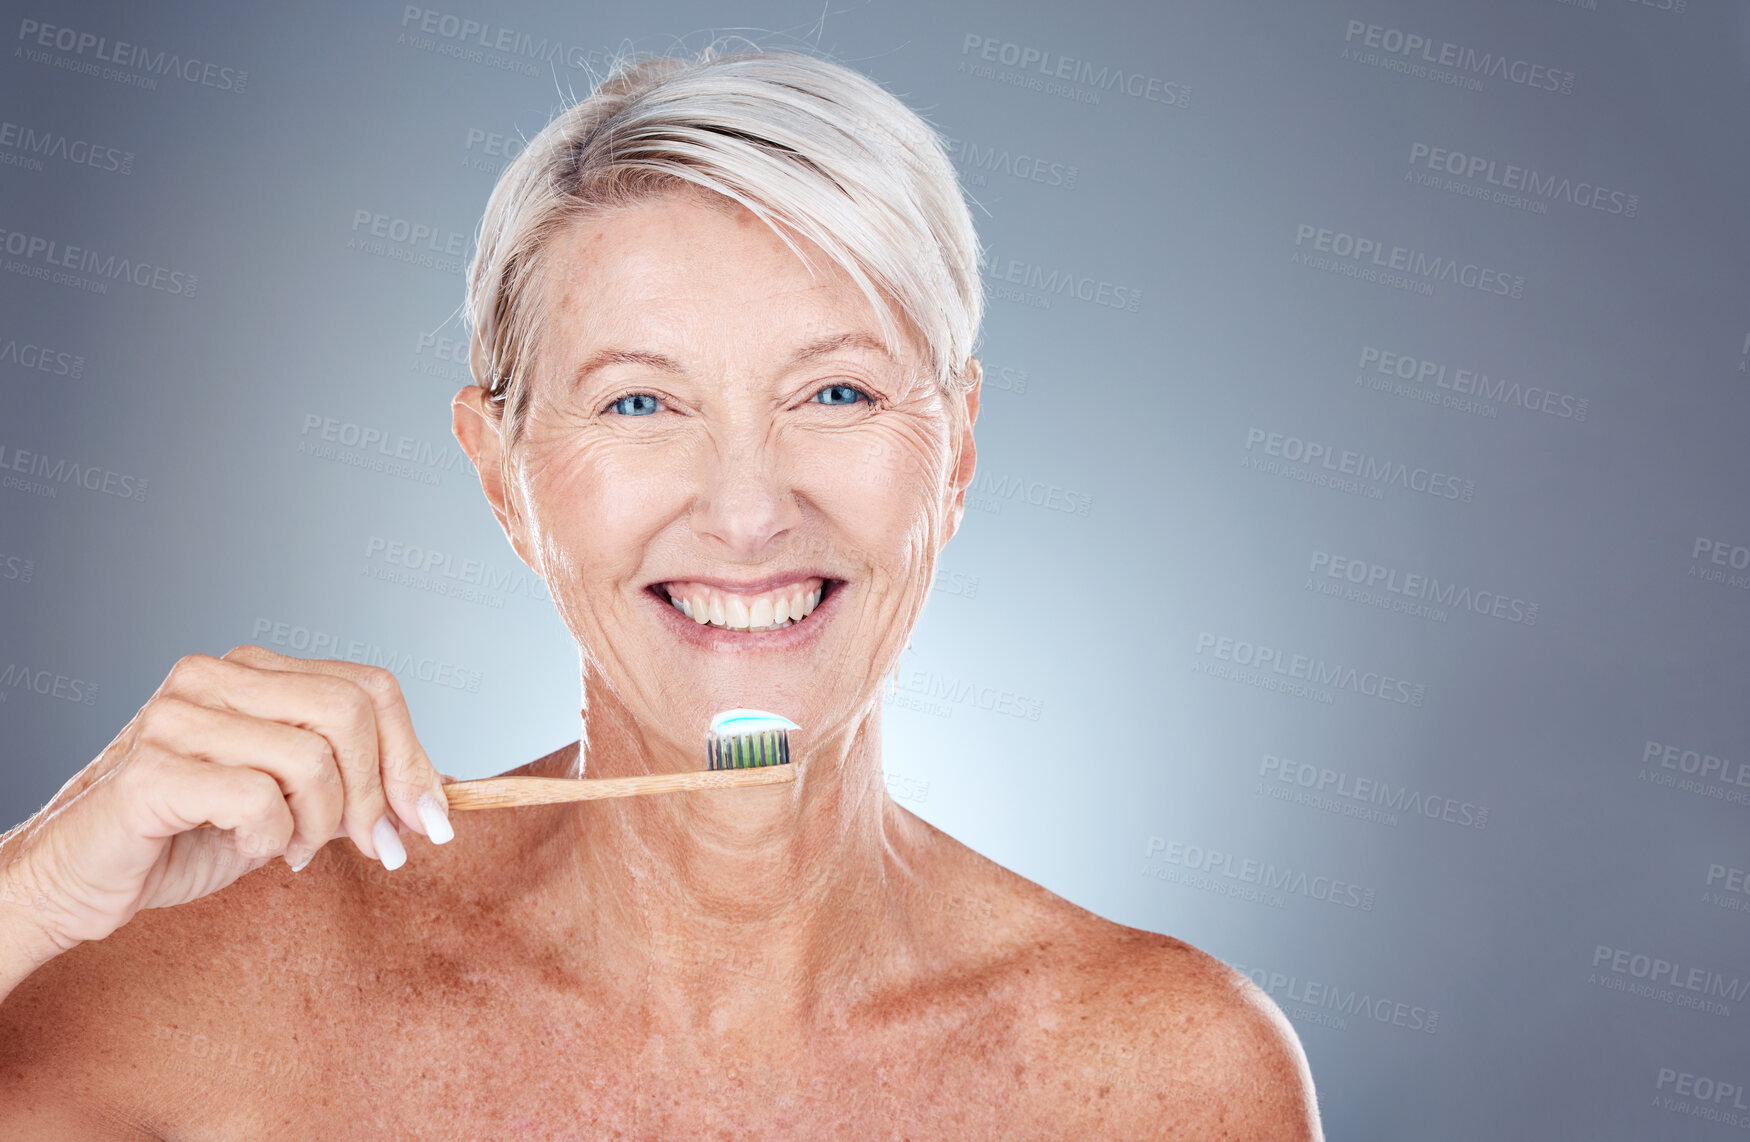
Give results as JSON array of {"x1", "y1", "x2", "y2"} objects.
[{"x1": 0, "y1": 645, "x2": 454, "y2": 989}]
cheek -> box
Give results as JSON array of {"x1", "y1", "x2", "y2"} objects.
[
  {"x1": 524, "y1": 441, "x2": 689, "y2": 576},
  {"x1": 796, "y1": 430, "x2": 947, "y2": 557}
]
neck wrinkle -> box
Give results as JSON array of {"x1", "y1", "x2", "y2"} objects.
[{"x1": 524, "y1": 676, "x2": 905, "y2": 1034}]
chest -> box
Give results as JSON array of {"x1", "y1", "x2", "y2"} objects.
[{"x1": 151, "y1": 982, "x2": 1077, "y2": 1141}]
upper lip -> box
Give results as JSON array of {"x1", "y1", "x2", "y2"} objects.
[{"x1": 648, "y1": 572, "x2": 839, "y2": 594}]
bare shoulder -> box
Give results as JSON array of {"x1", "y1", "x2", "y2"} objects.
[
  {"x1": 0, "y1": 899, "x2": 239, "y2": 1137},
  {"x1": 901, "y1": 815, "x2": 1322, "y2": 1139},
  {"x1": 1001, "y1": 895, "x2": 1324, "y2": 1140},
  {"x1": 0, "y1": 848, "x2": 386, "y2": 1138},
  {"x1": 0, "y1": 934, "x2": 167, "y2": 1140},
  {"x1": 1060, "y1": 923, "x2": 1325, "y2": 1140}
]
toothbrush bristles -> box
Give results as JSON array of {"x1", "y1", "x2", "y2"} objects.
[{"x1": 707, "y1": 728, "x2": 793, "y2": 771}]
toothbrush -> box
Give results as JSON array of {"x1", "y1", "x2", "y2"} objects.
[{"x1": 440, "y1": 708, "x2": 800, "y2": 811}]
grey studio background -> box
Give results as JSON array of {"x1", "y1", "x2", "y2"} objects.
[{"x1": 2, "y1": 0, "x2": 1747, "y2": 1137}]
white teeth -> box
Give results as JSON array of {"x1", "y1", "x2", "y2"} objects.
[{"x1": 663, "y1": 578, "x2": 827, "y2": 632}]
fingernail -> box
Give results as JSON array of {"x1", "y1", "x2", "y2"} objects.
[
  {"x1": 287, "y1": 847, "x2": 315, "y2": 873},
  {"x1": 416, "y1": 792, "x2": 454, "y2": 845},
  {"x1": 372, "y1": 815, "x2": 407, "y2": 871}
]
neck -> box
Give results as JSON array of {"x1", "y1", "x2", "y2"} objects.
[{"x1": 522, "y1": 673, "x2": 910, "y2": 1035}]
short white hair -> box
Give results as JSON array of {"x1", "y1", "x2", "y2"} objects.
[{"x1": 464, "y1": 45, "x2": 985, "y2": 458}]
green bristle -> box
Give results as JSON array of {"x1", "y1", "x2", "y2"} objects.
[
  {"x1": 706, "y1": 709, "x2": 799, "y2": 771},
  {"x1": 708, "y1": 729, "x2": 793, "y2": 770}
]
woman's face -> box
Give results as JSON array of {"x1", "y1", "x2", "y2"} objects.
[{"x1": 461, "y1": 189, "x2": 978, "y2": 755}]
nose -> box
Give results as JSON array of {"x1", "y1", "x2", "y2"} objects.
[{"x1": 688, "y1": 423, "x2": 798, "y2": 561}]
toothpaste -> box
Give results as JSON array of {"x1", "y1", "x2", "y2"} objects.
[{"x1": 710, "y1": 707, "x2": 801, "y2": 735}]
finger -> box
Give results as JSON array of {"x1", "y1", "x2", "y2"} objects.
[
  {"x1": 149, "y1": 825, "x2": 282, "y2": 906},
  {"x1": 14, "y1": 747, "x2": 296, "y2": 948},
  {"x1": 117, "y1": 745, "x2": 296, "y2": 870},
  {"x1": 132, "y1": 696, "x2": 347, "y2": 870},
  {"x1": 222, "y1": 647, "x2": 453, "y2": 849},
  {"x1": 161, "y1": 651, "x2": 390, "y2": 866}
]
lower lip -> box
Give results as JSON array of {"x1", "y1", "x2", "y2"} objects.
[{"x1": 645, "y1": 581, "x2": 843, "y2": 652}]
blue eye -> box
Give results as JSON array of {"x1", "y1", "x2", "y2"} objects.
[
  {"x1": 609, "y1": 393, "x2": 662, "y2": 416},
  {"x1": 813, "y1": 383, "x2": 869, "y2": 406}
]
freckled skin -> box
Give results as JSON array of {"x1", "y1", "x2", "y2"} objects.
[{"x1": 0, "y1": 190, "x2": 1320, "y2": 1140}]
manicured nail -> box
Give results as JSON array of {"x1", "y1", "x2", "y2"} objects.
[
  {"x1": 287, "y1": 847, "x2": 315, "y2": 873},
  {"x1": 416, "y1": 792, "x2": 454, "y2": 845},
  {"x1": 372, "y1": 815, "x2": 407, "y2": 871}
]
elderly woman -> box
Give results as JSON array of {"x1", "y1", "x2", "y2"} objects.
[{"x1": 0, "y1": 49, "x2": 1320, "y2": 1138}]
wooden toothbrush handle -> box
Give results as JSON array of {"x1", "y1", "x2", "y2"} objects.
[
  {"x1": 442, "y1": 766, "x2": 797, "y2": 811},
  {"x1": 187, "y1": 767, "x2": 795, "y2": 831}
]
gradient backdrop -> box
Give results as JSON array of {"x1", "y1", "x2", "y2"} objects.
[{"x1": 3, "y1": 1, "x2": 1748, "y2": 1137}]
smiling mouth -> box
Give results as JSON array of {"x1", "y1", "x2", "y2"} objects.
[{"x1": 652, "y1": 577, "x2": 835, "y2": 633}]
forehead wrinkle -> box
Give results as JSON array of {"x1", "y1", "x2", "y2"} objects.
[{"x1": 535, "y1": 211, "x2": 915, "y2": 394}]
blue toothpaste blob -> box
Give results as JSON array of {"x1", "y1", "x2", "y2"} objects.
[{"x1": 710, "y1": 707, "x2": 801, "y2": 735}]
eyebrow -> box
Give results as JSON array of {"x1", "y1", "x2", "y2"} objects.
[
  {"x1": 790, "y1": 331, "x2": 895, "y2": 364},
  {"x1": 567, "y1": 331, "x2": 897, "y2": 392}
]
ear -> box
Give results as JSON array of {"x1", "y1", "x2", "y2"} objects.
[
  {"x1": 452, "y1": 384, "x2": 540, "y2": 571},
  {"x1": 941, "y1": 356, "x2": 982, "y2": 547}
]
